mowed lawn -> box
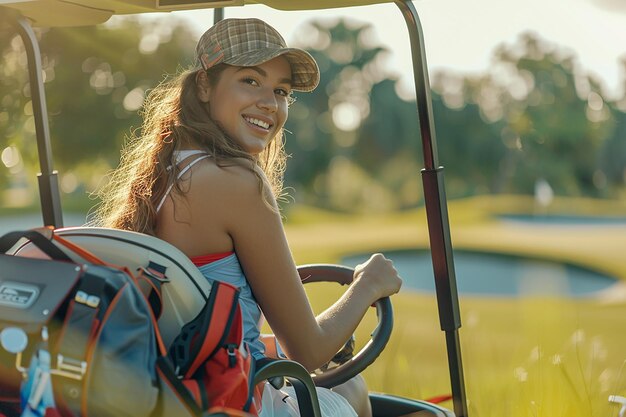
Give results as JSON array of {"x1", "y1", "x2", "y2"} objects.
[{"x1": 283, "y1": 195, "x2": 626, "y2": 417}]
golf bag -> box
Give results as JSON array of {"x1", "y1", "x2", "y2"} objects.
[{"x1": 0, "y1": 228, "x2": 257, "y2": 417}]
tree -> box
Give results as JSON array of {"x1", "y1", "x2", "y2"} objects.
[
  {"x1": 430, "y1": 32, "x2": 626, "y2": 198},
  {"x1": 285, "y1": 19, "x2": 390, "y2": 210},
  {"x1": 0, "y1": 18, "x2": 196, "y2": 201},
  {"x1": 2, "y1": 19, "x2": 624, "y2": 211},
  {"x1": 430, "y1": 72, "x2": 507, "y2": 197}
]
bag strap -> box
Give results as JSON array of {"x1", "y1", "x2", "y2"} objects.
[
  {"x1": 52, "y1": 233, "x2": 107, "y2": 266},
  {"x1": 54, "y1": 271, "x2": 108, "y2": 417},
  {"x1": 136, "y1": 261, "x2": 169, "y2": 320},
  {"x1": 0, "y1": 229, "x2": 72, "y2": 261},
  {"x1": 168, "y1": 281, "x2": 240, "y2": 379}
]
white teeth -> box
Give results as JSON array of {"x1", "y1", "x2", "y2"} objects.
[{"x1": 245, "y1": 117, "x2": 270, "y2": 129}]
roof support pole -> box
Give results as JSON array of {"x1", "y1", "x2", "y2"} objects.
[
  {"x1": 394, "y1": 1, "x2": 468, "y2": 416},
  {"x1": 214, "y1": 8, "x2": 224, "y2": 24},
  {"x1": 14, "y1": 16, "x2": 63, "y2": 228}
]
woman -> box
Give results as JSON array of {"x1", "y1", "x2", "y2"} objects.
[{"x1": 95, "y1": 18, "x2": 402, "y2": 417}]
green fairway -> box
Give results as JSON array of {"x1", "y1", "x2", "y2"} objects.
[
  {"x1": 1, "y1": 194, "x2": 623, "y2": 415},
  {"x1": 284, "y1": 195, "x2": 626, "y2": 417}
]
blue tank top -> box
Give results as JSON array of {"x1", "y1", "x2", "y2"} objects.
[
  {"x1": 159, "y1": 151, "x2": 266, "y2": 358},
  {"x1": 196, "y1": 253, "x2": 266, "y2": 359}
]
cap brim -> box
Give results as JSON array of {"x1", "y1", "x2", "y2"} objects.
[{"x1": 223, "y1": 48, "x2": 320, "y2": 92}]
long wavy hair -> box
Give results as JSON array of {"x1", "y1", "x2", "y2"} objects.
[{"x1": 92, "y1": 64, "x2": 287, "y2": 235}]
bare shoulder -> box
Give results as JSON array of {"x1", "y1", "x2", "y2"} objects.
[
  {"x1": 183, "y1": 157, "x2": 277, "y2": 214},
  {"x1": 193, "y1": 157, "x2": 267, "y2": 192}
]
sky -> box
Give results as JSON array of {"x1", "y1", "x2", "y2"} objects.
[{"x1": 150, "y1": 0, "x2": 626, "y2": 100}]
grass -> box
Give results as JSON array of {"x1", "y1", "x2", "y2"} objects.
[
  {"x1": 283, "y1": 195, "x2": 626, "y2": 417},
  {"x1": 2, "y1": 193, "x2": 625, "y2": 415}
]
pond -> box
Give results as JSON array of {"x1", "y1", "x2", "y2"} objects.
[
  {"x1": 0, "y1": 213, "x2": 87, "y2": 235},
  {"x1": 1, "y1": 214, "x2": 619, "y2": 297},
  {"x1": 342, "y1": 250, "x2": 618, "y2": 297},
  {"x1": 498, "y1": 214, "x2": 626, "y2": 225}
]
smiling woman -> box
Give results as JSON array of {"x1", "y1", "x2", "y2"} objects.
[
  {"x1": 196, "y1": 58, "x2": 292, "y2": 155},
  {"x1": 91, "y1": 17, "x2": 404, "y2": 417}
]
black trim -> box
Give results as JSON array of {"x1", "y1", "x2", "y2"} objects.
[
  {"x1": 197, "y1": 378, "x2": 209, "y2": 410},
  {"x1": 369, "y1": 392, "x2": 454, "y2": 417},
  {"x1": 242, "y1": 346, "x2": 256, "y2": 412}
]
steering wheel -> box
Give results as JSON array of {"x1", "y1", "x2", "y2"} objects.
[{"x1": 297, "y1": 264, "x2": 394, "y2": 389}]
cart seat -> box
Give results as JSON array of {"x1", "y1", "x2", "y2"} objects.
[{"x1": 13, "y1": 226, "x2": 211, "y2": 348}]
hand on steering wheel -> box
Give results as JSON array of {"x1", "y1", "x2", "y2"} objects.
[{"x1": 297, "y1": 264, "x2": 394, "y2": 389}]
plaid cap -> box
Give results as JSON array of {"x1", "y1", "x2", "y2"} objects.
[{"x1": 195, "y1": 18, "x2": 320, "y2": 92}]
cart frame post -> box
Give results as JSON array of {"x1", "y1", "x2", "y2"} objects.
[
  {"x1": 394, "y1": 1, "x2": 468, "y2": 416},
  {"x1": 214, "y1": 7, "x2": 224, "y2": 24},
  {"x1": 11, "y1": 15, "x2": 64, "y2": 228}
]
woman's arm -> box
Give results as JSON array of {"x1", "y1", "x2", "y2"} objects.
[{"x1": 187, "y1": 162, "x2": 401, "y2": 371}]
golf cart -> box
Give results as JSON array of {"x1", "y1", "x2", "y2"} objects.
[{"x1": 0, "y1": 1, "x2": 467, "y2": 416}]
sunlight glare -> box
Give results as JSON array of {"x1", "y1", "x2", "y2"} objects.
[
  {"x1": 139, "y1": 34, "x2": 160, "y2": 54},
  {"x1": 332, "y1": 102, "x2": 361, "y2": 132},
  {"x1": 61, "y1": 172, "x2": 79, "y2": 194},
  {"x1": 1, "y1": 146, "x2": 20, "y2": 168},
  {"x1": 123, "y1": 88, "x2": 145, "y2": 112}
]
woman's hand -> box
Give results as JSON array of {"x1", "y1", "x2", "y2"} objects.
[{"x1": 352, "y1": 253, "x2": 402, "y2": 304}]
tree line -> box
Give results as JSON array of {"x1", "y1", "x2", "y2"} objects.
[{"x1": 0, "y1": 17, "x2": 624, "y2": 212}]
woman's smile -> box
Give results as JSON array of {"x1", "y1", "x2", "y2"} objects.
[
  {"x1": 202, "y1": 56, "x2": 292, "y2": 155},
  {"x1": 242, "y1": 114, "x2": 273, "y2": 132}
]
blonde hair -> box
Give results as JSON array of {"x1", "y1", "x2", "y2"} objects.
[{"x1": 92, "y1": 65, "x2": 286, "y2": 235}]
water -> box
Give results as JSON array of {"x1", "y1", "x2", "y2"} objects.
[
  {"x1": 0, "y1": 213, "x2": 87, "y2": 235},
  {"x1": 342, "y1": 250, "x2": 618, "y2": 297},
  {"x1": 2, "y1": 214, "x2": 618, "y2": 297},
  {"x1": 499, "y1": 214, "x2": 626, "y2": 225}
]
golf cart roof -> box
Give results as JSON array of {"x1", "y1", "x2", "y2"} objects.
[{"x1": 0, "y1": 0, "x2": 395, "y2": 27}]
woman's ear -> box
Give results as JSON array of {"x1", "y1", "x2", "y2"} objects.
[{"x1": 196, "y1": 70, "x2": 211, "y2": 103}]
